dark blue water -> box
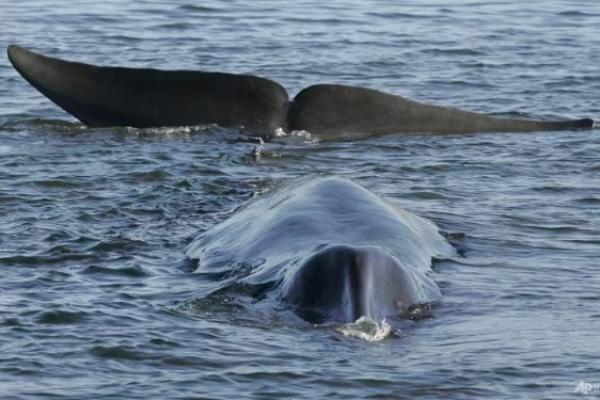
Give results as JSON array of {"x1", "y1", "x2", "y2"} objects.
[{"x1": 1, "y1": 1, "x2": 600, "y2": 399}]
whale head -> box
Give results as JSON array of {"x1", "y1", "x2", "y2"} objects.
[{"x1": 283, "y1": 244, "x2": 430, "y2": 323}]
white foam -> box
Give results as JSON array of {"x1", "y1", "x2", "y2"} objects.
[
  {"x1": 125, "y1": 124, "x2": 214, "y2": 136},
  {"x1": 336, "y1": 316, "x2": 393, "y2": 342},
  {"x1": 290, "y1": 130, "x2": 316, "y2": 141},
  {"x1": 273, "y1": 127, "x2": 287, "y2": 137},
  {"x1": 272, "y1": 127, "x2": 319, "y2": 143}
]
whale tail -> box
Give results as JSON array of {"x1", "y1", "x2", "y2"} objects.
[
  {"x1": 283, "y1": 244, "x2": 434, "y2": 323},
  {"x1": 6, "y1": 45, "x2": 288, "y2": 133},
  {"x1": 287, "y1": 84, "x2": 594, "y2": 137},
  {"x1": 7, "y1": 45, "x2": 594, "y2": 138}
]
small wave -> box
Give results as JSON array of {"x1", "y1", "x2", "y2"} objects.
[
  {"x1": 558, "y1": 10, "x2": 600, "y2": 17},
  {"x1": 157, "y1": 22, "x2": 195, "y2": 30},
  {"x1": 588, "y1": 164, "x2": 600, "y2": 171},
  {"x1": 178, "y1": 5, "x2": 222, "y2": 13},
  {"x1": 126, "y1": 169, "x2": 172, "y2": 183},
  {"x1": 104, "y1": 34, "x2": 143, "y2": 43},
  {"x1": 282, "y1": 17, "x2": 362, "y2": 25},
  {"x1": 573, "y1": 196, "x2": 600, "y2": 205},
  {"x1": 172, "y1": 295, "x2": 245, "y2": 320},
  {"x1": 367, "y1": 12, "x2": 435, "y2": 19},
  {"x1": 81, "y1": 265, "x2": 150, "y2": 278},
  {"x1": 30, "y1": 178, "x2": 87, "y2": 189},
  {"x1": 0, "y1": 253, "x2": 95, "y2": 267},
  {"x1": 423, "y1": 48, "x2": 486, "y2": 56},
  {"x1": 86, "y1": 236, "x2": 148, "y2": 253},
  {"x1": 530, "y1": 184, "x2": 571, "y2": 194},
  {"x1": 5, "y1": 118, "x2": 88, "y2": 133},
  {"x1": 427, "y1": 79, "x2": 496, "y2": 89},
  {"x1": 403, "y1": 190, "x2": 448, "y2": 200},
  {"x1": 336, "y1": 316, "x2": 393, "y2": 342},
  {"x1": 90, "y1": 345, "x2": 146, "y2": 360},
  {"x1": 1, "y1": 318, "x2": 21, "y2": 327},
  {"x1": 36, "y1": 310, "x2": 87, "y2": 325}
]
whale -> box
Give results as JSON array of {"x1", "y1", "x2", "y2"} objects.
[
  {"x1": 185, "y1": 177, "x2": 455, "y2": 324},
  {"x1": 8, "y1": 45, "x2": 593, "y2": 139}
]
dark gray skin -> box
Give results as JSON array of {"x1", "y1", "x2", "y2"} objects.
[
  {"x1": 8, "y1": 45, "x2": 594, "y2": 138},
  {"x1": 7, "y1": 45, "x2": 288, "y2": 133},
  {"x1": 288, "y1": 84, "x2": 594, "y2": 139},
  {"x1": 283, "y1": 244, "x2": 425, "y2": 324}
]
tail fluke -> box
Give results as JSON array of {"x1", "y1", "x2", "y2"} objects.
[
  {"x1": 8, "y1": 45, "x2": 593, "y2": 138},
  {"x1": 7, "y1": 45, "x2": 289, "y2": 133},
  {"x1": 287, "y1": 84, "x2": 594, "y2": 137}
]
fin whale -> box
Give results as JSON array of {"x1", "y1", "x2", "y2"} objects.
[
  {"x1": 185, "y1": 177, "x2": 454, "y2": 324},
  {"x1": 8, "y1": 45, "x2": 594, "y2": 138}
]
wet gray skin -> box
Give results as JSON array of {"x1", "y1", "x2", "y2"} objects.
[{"x1": 7, "y1": 45, "x2": 594, "y2": 139}]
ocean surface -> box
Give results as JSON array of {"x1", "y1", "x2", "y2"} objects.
[{"x1": 1, "y1": 1, "x2": 600, "y2": 399}]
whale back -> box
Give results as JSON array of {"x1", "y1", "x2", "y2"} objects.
[
  {"x1": 7, "y1": 45, "x2": 289, "y2": 133},
  {"x1": 186, "y1": 177, "x2": 454, "y2": 323}
]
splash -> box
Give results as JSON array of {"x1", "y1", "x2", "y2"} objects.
[
  {"x1": 272, "y1": 127, "x2": 286, "y2": 137},
  {"x1": 249, "y1": 136, "x2": 265, "y2": 163},
  {"x1": 336, "y1": 316, "x2": 393, "y2": 342},
  {"x1": 124, "y1": 124, "x2": 214, "y2": 136},
  {"x1": 272, "y1": 127, "x2": 319, "y2": 143}
]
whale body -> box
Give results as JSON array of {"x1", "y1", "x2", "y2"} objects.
[
  {"x1": 185, "y1": 177, "x2": 455, "y2": 323},
  {"x1": 7, "y1": 45, "x2": 594, "y2": 139}
]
